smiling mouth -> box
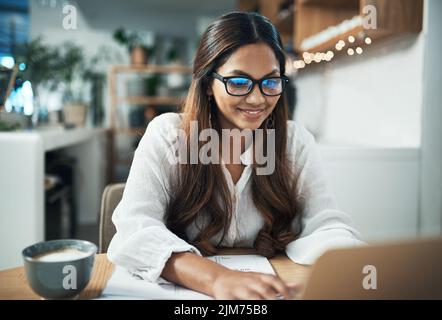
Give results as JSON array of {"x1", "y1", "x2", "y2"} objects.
[{"x1": 237, "y1": 108, "x2": 265, "y2": 117}]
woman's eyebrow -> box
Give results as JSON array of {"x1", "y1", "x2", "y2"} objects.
[{"x1": 227, "y1": 69, "x2": 280, "y2": 77}]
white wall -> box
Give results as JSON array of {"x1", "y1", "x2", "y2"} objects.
[
  {"x1": 419, "y1": 0, "x2": 442, "y2": 236},
  {"x1": 320, "y1": 146, "x2": 420, "y2": 242},
  {"x1": 29, "y1": 0, "x2": 232, "y2": 34},
  {"x1": 29, "y1": 0, "x2": 235, "y2": 61}
]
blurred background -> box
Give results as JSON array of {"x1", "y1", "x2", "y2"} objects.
[{"x1": 0, "y1": 0, "x2": 441, "y2": 269}]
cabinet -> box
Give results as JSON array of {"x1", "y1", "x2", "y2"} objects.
[
  {"x1": 237, "y1": 0, "x2": 423, "y2": 69},
  {"x1": 107, "y1": 64, "x2": 192, "y2": 181},
  {"x1": 0, "y1": 128, "x2": 106, "y2": 269},
  {"x1": 294, "y1": 0, "x2": 423, "y2": 68}
]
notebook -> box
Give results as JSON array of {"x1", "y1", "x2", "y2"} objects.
[{"x1": 99, "y1": 254, "x2": 275, "y2": 300}]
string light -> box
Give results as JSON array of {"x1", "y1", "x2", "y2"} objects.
[
  {"x1": 314, "y1": 53, "x2": 322, "y2": 63},
  {"x1": 324, "y1": 51, "x2": 334, "y2": 61},
  {"x1": 335, "y1": 40, "x2": 345, "y2": 51},
  {"x1": 297, "y1": 48, "x2": 339, "y2": 67},
  {"x1": 297, "y1": 35, "x2": 371, "y2": 67},
  {"x1": 293, "y1": 60, "x2": 306, "y2": 69},
  {"x1": 302, "y1": 38, "x2": 366, "y2": 65}
]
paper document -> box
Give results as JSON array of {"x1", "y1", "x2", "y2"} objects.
[
  {"x1": 206, "y1": 255, "x2": 275, "y2": 274},
  {"x1": 99, "y1": 255, "x2": 275, "y2": 300}
]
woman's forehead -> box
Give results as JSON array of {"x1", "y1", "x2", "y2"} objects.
[{"x1": 217, "y1": 43, "x2": 280, "y2": 78}]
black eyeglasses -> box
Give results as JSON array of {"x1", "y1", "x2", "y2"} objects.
[{"x1": 211, "y1": 72, "x2": 289, "y2": 97}]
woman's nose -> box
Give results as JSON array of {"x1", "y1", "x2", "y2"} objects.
[{"x1": 245, "y1": 84, "x2": 266, "y2": 105}]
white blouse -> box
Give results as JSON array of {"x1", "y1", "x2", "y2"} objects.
[{"x1": 107, "y1": 112, "x2": 364, "y2": 283}]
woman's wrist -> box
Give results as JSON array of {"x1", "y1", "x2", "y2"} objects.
[
  {"x1": 206, "y1": 262, "x2": 233, "y2": 297},
  {"x1": 161, "y1": 251, "x2": 232, "y2": 297}
]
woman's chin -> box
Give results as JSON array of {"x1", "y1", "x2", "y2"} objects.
[
  {"x1": 236, "y1": 120, "x2": 264, "y2": 130},
  {"x1": 220, "y1": 115, "x2": 265, "y2": 131}
]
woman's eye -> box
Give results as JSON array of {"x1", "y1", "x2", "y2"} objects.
[
  {"x1": 263, "y1": 79, "x2": 280, "y2": 89},
  {"x1": 229, "y1": 78, "x2": 250, "y2": 87}
]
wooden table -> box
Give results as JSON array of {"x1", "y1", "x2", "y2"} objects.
[{"x1": 0, "y1": 249, "x2": 311, "y2": 300}]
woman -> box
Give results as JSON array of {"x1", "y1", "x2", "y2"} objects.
[{"x1": 107, "y1": 11, "x2": 363, "y2": 300}]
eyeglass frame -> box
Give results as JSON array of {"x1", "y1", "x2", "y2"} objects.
[{"x1": 211, "y1": 71, "x2": 289, "y2": 97}]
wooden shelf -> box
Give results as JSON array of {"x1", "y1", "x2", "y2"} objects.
[
  {"x1": 107, "y1": 63, "x2": 191, "y2": 181},
  {"x1": 116, "y1": 96, "x2": 185, "y2": 106},
  {"x1": 111, "y1": 64, "x2": 192, "y2": 74},
  {"x1": 295, "y1": 1, "x2": 359, "y2": 52},
  {"x1": 294, "y1": 0, "x2": 424, "y2": 70},
  {"x1": 304, "y1": 24, "x2": 364, "y2": 53}
]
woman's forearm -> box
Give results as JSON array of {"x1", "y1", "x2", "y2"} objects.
[
  {"x1": 161, "y1": 251, "x2": 296, "y2": 300},
  {"x1": 161, "y1": 252, "x2": 228, "y2": 297}
]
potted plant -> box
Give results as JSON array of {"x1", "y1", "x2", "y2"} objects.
[
  {"x1": 14, "y1": 37, "x2": 65, "y2": 126},
  {"x1": 56, "y1": 42, "x2": 89, "y2": 127},
  {"x1": 113, "y1": 27, "x2": 155, "y2": 65},
  {"x1": 14, "y1": 38, "x2": 88, "y2": 127},
  {"x1": 165, "y1": 45, "x2": 187, "y2": 92}
]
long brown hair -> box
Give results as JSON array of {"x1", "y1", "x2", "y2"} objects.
[{"x1": 164, "y1": 12, "x2": 301, "y2": 257}]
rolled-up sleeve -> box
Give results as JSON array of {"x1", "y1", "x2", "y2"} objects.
[
  {"x1": 286, "y1": 125, "x2": 365, "y2": 265},
  {"x1": 107, "y1": 114, "x2": 202, "y2": 283}
]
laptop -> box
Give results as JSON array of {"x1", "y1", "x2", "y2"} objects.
[{"x1": 298, "y1": 236, "x2": 442, "y2": 300}]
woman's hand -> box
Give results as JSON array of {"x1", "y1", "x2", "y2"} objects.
[{"x1": 212, "y1": 269, "x2": 298, "y2": 300}]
